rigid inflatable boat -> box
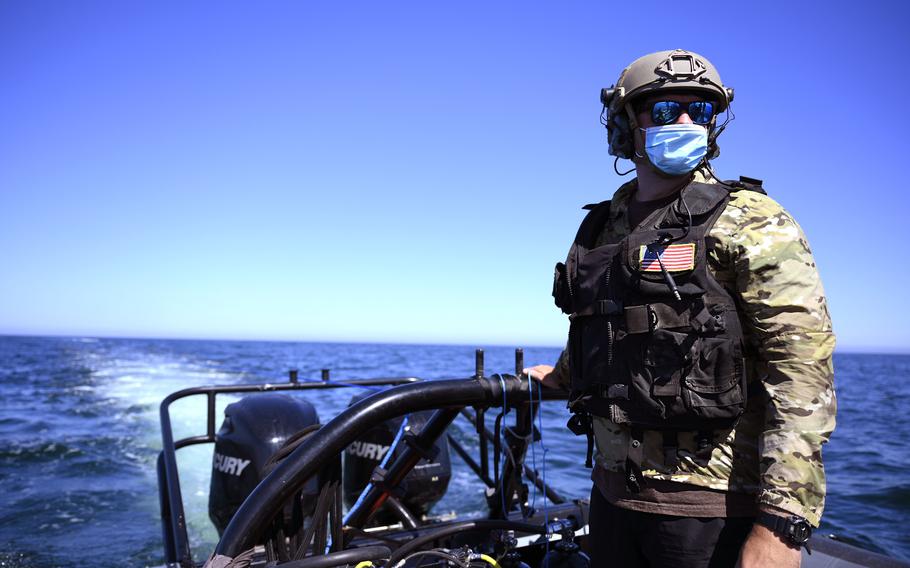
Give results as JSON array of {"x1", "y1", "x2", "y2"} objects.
[{"x1": 156, "y1": 350, "x2": 908, "y2": 568}]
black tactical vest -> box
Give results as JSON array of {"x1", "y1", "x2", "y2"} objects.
[{"x1": 553, "y1": 182, "x2": 752, "y2": 434}]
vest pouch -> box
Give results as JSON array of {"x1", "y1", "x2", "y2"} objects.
[
  {"x1": 552, "y1": 262, "x2": 572, "y2": 314},
  {"x1": 681, "y1": 337, "x2": 745, "y2": 423},
  {"x1": 631, "y1": 329, "x2": 693, "y2": 425},
  {"x1": 629, "y1": 330, "x2": 744, "y2": 429}
]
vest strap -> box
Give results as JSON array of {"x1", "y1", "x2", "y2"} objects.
[
  {"x1": 573, "y1": 301, "x2": 712, "y2": 334},
  {"x1": 624, "y1": 303, "x2": 691, "y2": 334},
  {"x1": 625, "y1": 428, "x2": 645, "y2": 493},
  {"x1": 571, "y1": 300, "x2": 623, "y2": 318}
]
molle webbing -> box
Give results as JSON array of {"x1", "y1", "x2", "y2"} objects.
[{"x1": 555, "y1": 181, "x2": 749, "y2": 437}]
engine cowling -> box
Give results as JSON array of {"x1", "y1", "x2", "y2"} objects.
[
  {"x1": 208, "y1": 393, "x2": 320, "y2": 534},
  {"x1": 342, "y1": 391, "x2": 451, "y2": 525}
]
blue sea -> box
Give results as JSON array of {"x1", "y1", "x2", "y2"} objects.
[{"x1": 0, "y1": 336, "x2": 907, "y2": 567}]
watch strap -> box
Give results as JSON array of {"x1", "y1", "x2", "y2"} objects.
[{"x1": 756, "y1": 511, "x2": 813, "y2": 551}]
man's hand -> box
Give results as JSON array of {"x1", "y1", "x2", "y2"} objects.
[
  {"x1": 523, "y1": 364, "x2": 562, "y2": 389},
  {"x1": 736, "y1": 523, "x2": 801, "y2": 568}
]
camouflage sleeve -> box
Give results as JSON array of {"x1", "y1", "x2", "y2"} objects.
[{"x1": 725, "y1": 191, "x2": 837, "y2": 527}]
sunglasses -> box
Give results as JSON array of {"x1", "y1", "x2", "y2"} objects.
[{"x1": 644, "y1": 100, "x2": 715, "y2": 125}]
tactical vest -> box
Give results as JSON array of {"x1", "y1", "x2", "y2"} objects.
[{"x1": 553, "y1": 179, "x2": 762, "y2": 487}]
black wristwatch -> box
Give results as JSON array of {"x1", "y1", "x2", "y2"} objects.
[{"x1": 756, "y1": 511, "x2": 813, "y2": 553}]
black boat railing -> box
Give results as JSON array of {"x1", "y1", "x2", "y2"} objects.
[
  {"x1": 158, "y1": 375, "x2": 423, "y2": 568},
  {"x1": 214, "y1": 373, "x2": 568, "y2": 559},
  {"x1": 158, "y1": 351, "x2": 570, "y2": 567}
]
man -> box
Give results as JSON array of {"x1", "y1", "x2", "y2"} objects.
[{"x1": 525, "y1": 49, "x2": 836, "y2": 567}]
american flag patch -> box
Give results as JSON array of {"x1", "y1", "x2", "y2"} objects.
[{"x1": 639, "y1": 243, "x2": 696, "y2": 272}]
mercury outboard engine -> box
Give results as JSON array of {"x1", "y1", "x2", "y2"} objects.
[
  {"x1": 343, "y1": 392, "x2": 451, "y2": 525},
  {"x1": 208, "y1": 393, "x2": 320, "y2": 534}
]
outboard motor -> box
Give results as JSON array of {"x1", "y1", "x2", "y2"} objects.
[
  {"x1": 343, "y1": 392, "x2": 451, "y2": 525},
  {"x1": 208, "y1": 393, "x2": 320, "y2": 534}
]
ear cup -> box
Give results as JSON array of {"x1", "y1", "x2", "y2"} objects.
[{"x1": 608, "y1": 111, "x2": 634, "y2": 159}]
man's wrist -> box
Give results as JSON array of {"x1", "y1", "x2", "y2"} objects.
[{"x1": 754, "y1": 511, "x2": 812, "y2": 551}]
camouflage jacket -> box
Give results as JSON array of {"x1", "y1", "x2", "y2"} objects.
[{"x1": 552, "y1": 170, "x2": 836, "y2": 526}]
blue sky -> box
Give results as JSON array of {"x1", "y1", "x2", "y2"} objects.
[{"x1": 1, "y1": 1, "x2": 908, "y2": 352}]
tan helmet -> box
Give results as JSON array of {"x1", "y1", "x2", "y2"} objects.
[{"x1": 601, "y1": 49, "x2": 734, "y2": 159}]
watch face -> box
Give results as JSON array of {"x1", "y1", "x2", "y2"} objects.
[{"x1": 789, "y1": 519, "x2": 812, "y2": 543}]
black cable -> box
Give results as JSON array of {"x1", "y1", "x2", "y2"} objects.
[
  {"x1": 600, "y1": 102, "x2": 635, "y2": 176},
  {"x1": 293, "y1": 482, "x2": 335, "y2": 560},
  {"x1": 652, "y1": 188, "x2": 693, "y2": 248},
  {"x1": 262, "y1": 424, "x2": 322, "y2": 475},
  {"x1": 493, "y1": 410, "x2": 504, "y2": 484},
  {"x1": 716, "y1": 102, "x2": 736, "y2": 137},
  {"x1": 679, "y1": 192, "x2": 693, "y2": 241},
  {"x1": 385, "y1": 494, "x2": 420, "y2": 529},
  {"x1": 314, "y1": 488, "x2": 328, "y2": 558},
  {"x1": 704, "y1": 163, "x2": 738, "y2": 191},
  {"x1": 647, "y1": 189, "x2": 694, "y2": 300},
  {"x1": 707, "y1": 102, "x2": 735, "y2": 158},
  {"x1": 261, "y1": 422, "x2": 325, "y2": 560},
  {"x1": 332, "y1": 482, "x2": 343, "y2": 553},
  {"x1": 274, "y1": 524, "x2": 290, "y2": 562},
  {"x1": 613, "y1": 156, "x2": 635, "y2": 176}
]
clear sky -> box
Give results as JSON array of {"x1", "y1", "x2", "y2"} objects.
[{"x1": 1, "y1": 1, "x2": 908, "y2": 352}]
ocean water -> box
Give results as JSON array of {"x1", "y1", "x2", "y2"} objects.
[{"x1": 0, "y1": 336, "x2": 907, "y2": 566}]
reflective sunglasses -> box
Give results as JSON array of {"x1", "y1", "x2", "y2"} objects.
[{"x1": 646, "y1": 100, "x2": 715, "y2": 125}]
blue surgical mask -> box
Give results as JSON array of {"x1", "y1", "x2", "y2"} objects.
[{"x1": 641, "y1": 124, "x2": 708, "y2": 176}]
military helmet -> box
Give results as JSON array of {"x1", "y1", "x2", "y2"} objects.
[{"x1": 602, "y1": 49, "x2": 734, "y2": 159}]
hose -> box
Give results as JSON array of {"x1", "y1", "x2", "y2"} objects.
[{"x1": 472, "y1": 553, "x2": 501, "y2": 567}]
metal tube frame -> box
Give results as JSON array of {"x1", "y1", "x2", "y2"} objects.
[
  {"x1": 158, "y1": 376, "x2": 421, "y2": 567},
  {"x1": 158, "y1": 372, "x2": 569, "y2": 566}
]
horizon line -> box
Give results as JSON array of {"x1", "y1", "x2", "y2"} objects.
[
  {"x1": 0, "y1": 332, "x2": 906, "y2": 357},
  {"x1": 0, "y1": 331, "x2": 565, "y2": 351}
]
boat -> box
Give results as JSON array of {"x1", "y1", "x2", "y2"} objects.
[{"x1": 156, "y1": 349, "x2": 910, "y2": 568}]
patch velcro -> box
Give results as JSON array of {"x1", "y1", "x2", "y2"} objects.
[{"x1": 638, "y1": 243, "x2": 696, "y2": 272}]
